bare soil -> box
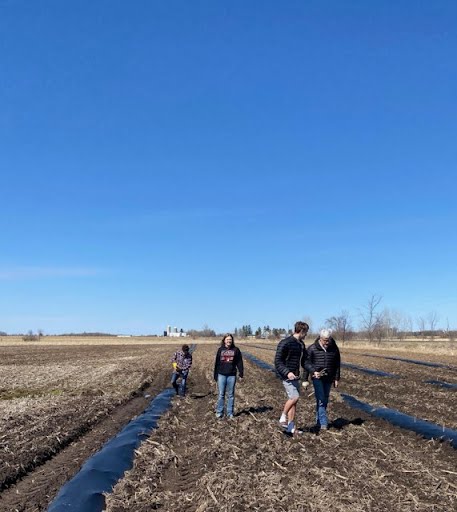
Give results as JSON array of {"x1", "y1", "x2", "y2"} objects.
[
  {"x1": 244, "y1": 345, "x2": 457, "y2": 429},
  {"x1": 0, "y1": 344, "x2": 174, "y2": 511},
  {"x1": 1, "y1": 343, "x2": 456, "y2": 511},
  {"x1": 105, "y1": 345, "x2": 457, "y2": 512}
]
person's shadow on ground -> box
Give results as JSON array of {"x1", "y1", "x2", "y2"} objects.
[
  {"x1": 189, "y1": 391, "x2": 212, "y2": 399},
  {"x1": 300, "y1": 417, "x2": 365, "y2": 435},
  {"x1": 331, "y1": 417, "x2": 365, "y2": 430},
  {"x1": 236, "y1": 405, "x2": 274, "y2": 416}
]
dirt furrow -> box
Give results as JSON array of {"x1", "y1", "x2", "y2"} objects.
[{"x1": 0, "y1": 372, "x2": 169, "y2": 512}]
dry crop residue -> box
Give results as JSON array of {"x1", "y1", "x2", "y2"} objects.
[
  {"x1": 0, "y1": 343, "x2": 174, "y2": 511},
  {"x1": 105, "y1": 344, "x2": 457, "y2": 512},
  {"x1": 245, "y1": 345, "x2": 457, "y2": 430}
]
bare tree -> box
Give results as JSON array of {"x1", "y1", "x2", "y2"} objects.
[
  {"x1": 417, "y1": 316, "x2": 427, "y2": 341},
  {"x1": 387, "y1": 309, "x2": 409, "y2": 340},
  {"x1": 325, "y1": 310, "x2": 352, "y2": 345},
  {"x1": 187, "y1": 325, "x2": 216, "y2": 338},
  {"x1": 445, "y1": 318, "x2": 455, "y2": 342},
  {"x1": 23, "y1": 330, "x2": 39, "y2": 342},
  {"x1": 405, "y1": 315, "x2": 414, "y2": 339},
  {"x1": 302, "y1": 316, "x2": 313, "y2": 334},
  {"x1": 359, "y1": 294, "x2": 382, "y2": 342},
  {"x1": 427, "y1": 311, "x2": 439, "y2": 341}
]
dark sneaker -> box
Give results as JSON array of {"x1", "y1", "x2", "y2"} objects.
[{"x1": 286, "y1": 421, "x2": 296, "y2": 434}]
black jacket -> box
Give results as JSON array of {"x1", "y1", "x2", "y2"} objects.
[
  {"x1": 305, "y1": 337, "x2": 341, "y2": 381},
  {"x1": 214, "y1": 346, "x2": 244, "y2": 380},
  {"x1": 274, "y1": 335, "x2": 308, "y2": 380}
]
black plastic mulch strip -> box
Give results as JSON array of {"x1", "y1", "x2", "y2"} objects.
[
  {"x1": 363, "y1": 354, "x2": 456, "y2": 370},
  {"x1": 48, "y1": 344, "x2": 198, "y2": 511},
  {"x1": 47, "y1": 388, "x2": 176, "y2": 511},
  {"x1": 425, "y1": 380, "x2": 457, "y2": 390},
  {"x1": 243, "y1": 351, "x2": 276, "y2": 373},
  {"x1": 342, "y1": 362, "x2": 399, "y2": 378},
  {"x1": 341, "y1": 393, "x2": 457, "y2": 449}
]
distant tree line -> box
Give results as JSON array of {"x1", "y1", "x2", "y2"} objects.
[
  {"x1": 22, "y1": 329, "x2": 43, "y2": 341},
  {"x1": 232, "y1": 325, "x2": 290, "y2": 339},
  {"x1": 229, "y1": 296, "x2": 456, "y2": 345},
  {"x1": 9, "y1": 297, "x2": 457, "y2": 344},
  {"x1": 187, "y1": 324, "x2": 217, "y2": 338}
]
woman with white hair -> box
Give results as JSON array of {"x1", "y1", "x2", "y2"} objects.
[{"x1": 305, "y1": 329, "x2": 341, "y2": 431}]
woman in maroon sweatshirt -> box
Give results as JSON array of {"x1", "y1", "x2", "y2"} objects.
[{"x1": 214, "y1": 334, "x2": 244, "y2": 419}]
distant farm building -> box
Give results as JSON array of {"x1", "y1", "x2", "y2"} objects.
[{"x1": 164, "y1": 325, "x2": 187, "y2": 337}]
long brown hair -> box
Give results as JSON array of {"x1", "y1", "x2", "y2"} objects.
[{"x1": 220, "y1": 333, "x2": 236, "y2": 347}]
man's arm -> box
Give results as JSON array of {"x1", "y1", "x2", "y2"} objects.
[
  {"x1": 301, "y1": 347, "x2": 310, "y2": 381},
  {"x1": 274, "y1": 339, "x2": 290, "y2": 378},
  {"x1": 334, "y1": 345, "x2": 341, "y2": 382},
  {"x1": 304, "y1": 345, "x2": 316, "y2": 375}
]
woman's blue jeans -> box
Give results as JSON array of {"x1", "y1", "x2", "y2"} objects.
[
  {"x1": 171, "y1": 370, "x2": 189, "y2": 396},
  {"x1": 312, "y1": 378, "x2": 332, "y2": 427},
  {"x1": 216, "y1": 374, "x2": 236, "y2": 417}
]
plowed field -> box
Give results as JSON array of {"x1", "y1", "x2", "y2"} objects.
[
  {"x1": 106, "y1": 344, "x2": 457, "y2": 512},
  {"x1": 1, "y1": 341, "x2": 456, "y2": 512},
  {"x1": 0, "y1": 343, "x2": 172, "y2": 511},
  {"x1": 244, "y1": 344, "x2": 457, "y2": 430}
]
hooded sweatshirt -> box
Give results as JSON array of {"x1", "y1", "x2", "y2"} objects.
[{"x1": 214, "y1": 345, "x2": 244, "y2": 380}]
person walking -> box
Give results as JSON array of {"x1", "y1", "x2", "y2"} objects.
[
  {"x1": 306, "y1": 329, "x2": 341, "y2": 431},
  {"x1": 171, "y1": 344, "x2": 193, "y2": 397},
  {"x1": 274, "y1": 321, "x2": 309, "y2": 434},
  {"x1": 214, "y1": 333, "x2": 244, "y2": 419}
]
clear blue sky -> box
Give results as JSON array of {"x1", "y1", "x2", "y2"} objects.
[{"x1": 1, "y1": 1, "x2": 456, "y2": 334}]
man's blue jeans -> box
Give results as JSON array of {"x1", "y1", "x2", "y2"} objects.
[
  {"x1": 216, "y1": 374, "x2": 236, "y2": 417},
  {"x1": 171, "y1": 370, "x2": 189, "y2": 396},
  {"x1": 312, "y1": 378, "x2": 332, "y2": 428}
]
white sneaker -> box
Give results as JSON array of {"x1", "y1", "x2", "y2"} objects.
[{"x1": 279, "y1": 414, "x2": 288, "y2": 427}]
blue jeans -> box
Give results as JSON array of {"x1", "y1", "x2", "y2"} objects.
[
  {"x1": 216, "y1": 374, "x2": 236, "y2": 417},
  {"x1": 171, "y1": 370, "x2": 189, "y2": 396},
  {"x1": 312, "y1": 378, "x2": 332, "y2": 427}
]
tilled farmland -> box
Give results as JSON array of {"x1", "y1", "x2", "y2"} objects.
[
  {"x1": 0, "y1": 343, "x2": 172, "y2": 511},
  {"x1": 1, "y1": 342, "x2": 456, "y2": 511},
  {"x1": 105, "y1": 344, "x2": 457, "y2": 512},
  {"x1": 244, "y1": 344, "x2": 457, "y2": 430}
]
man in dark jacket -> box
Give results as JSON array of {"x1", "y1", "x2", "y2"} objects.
[
  {"x1": 305, "y1": 329, "x2": 341, "y2": 431},
  {"x1": 274, "y1": 321, "x2": 309, "y2": 434}
]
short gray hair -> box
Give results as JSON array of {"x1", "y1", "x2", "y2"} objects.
[{"x1": 320, "y1": 329, "x2": 331, "y2": 340}]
